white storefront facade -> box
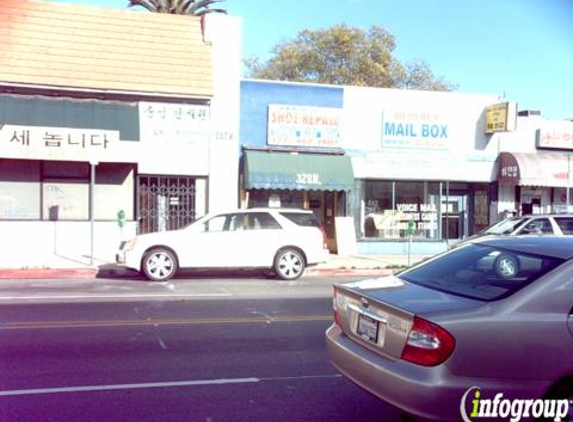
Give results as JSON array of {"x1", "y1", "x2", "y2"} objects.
[
  {"x1": 0, "y1": 2, "x2": 241, "y2": 269},
  {"x1": 343, "y1": 86, "x2": 503, "y2": 254}
]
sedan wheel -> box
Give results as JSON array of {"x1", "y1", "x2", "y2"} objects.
[
  {"x1": 274, "y1": 248, "x2": 305, "y2": 280},
  {"x1": 142, "y1": 248, "x2": 178, "y2": 282}
]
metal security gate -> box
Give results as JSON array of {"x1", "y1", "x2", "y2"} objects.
[{"x1": 137, "y1": 176, "x2": 196, "y2": 234}]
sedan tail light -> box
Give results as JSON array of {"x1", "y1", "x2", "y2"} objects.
[
  {"x1": 401, "y1": 316, "x2": 455, "y2": 367},
  {"x1": 333, "y1": 286, "x2": 343, "y2": 326}
]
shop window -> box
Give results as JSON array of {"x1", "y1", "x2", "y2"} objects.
[
  {"x1": 248, "y1": 190, "x2": 304, "y2": 209},
  {"x1": 42, "y1": 161, "x2": 89, "y2": 221},
  {"x1": 42, "y1": 181, "x2": 89, "y2": 220},
  {"x1": 363, "y1": 180, "x2": 440, "y2": 240},
  {"x1": 0, "y1": 160, "x2": 134, "y2": 222},
  {"x1": 0, "y1": 159, "x2": 41, "y2": 219}
]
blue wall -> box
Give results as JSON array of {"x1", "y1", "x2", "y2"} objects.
[{"x1": 240, "y1": 80, "x2": 344, "y2": 148}]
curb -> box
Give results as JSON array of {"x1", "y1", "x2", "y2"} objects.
[{"x1": 0, "y1": 268, "x2": 98, "y2": 280}]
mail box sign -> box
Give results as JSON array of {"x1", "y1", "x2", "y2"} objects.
[{"x1": 537, "y1": 122, "x2": 573, "y2": 150}]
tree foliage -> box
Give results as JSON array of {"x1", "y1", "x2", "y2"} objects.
[
  {"x1": 126, "y1": 0, "x2": 227, "y2": 15},
  {"x1": 245, "y1": 24, "x2": 456, "y2": 92}
]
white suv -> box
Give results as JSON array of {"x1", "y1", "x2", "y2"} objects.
[{"x1": 117, "y1": 208, "x2": 329, "y2": 281}]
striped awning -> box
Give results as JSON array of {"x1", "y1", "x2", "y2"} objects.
[{"x1": 498, "y1": 152, "x2": 572, "y2": 187}]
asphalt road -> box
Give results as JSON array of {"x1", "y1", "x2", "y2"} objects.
[{"x1": 0, "y1": 276, "x2": 403, "y2": 422}]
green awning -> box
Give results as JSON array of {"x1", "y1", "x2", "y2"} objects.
[{"x1": 244, "y1": 151, "x2": 354, "y2": 191}]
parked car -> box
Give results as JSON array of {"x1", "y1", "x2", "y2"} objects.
[
  {"x1": 326, "y1": 236, "x2": 573, "y2": 422},
  {"x1": 450, "y1": 214, "x2": 573, "y2": 250},
  {"x1": 480, "y1": 213, "x2": 573, "y2": 237},
  {"x1": 117, "y1": 208, "x2": 329, "y2": 281}
]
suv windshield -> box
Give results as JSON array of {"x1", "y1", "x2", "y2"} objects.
[
  {"x1": 483, "y1": 217, "x2": 527, "y2": 235},
  {"x1": 399, "y1": 244, "x2": 564, "y2": 301}
]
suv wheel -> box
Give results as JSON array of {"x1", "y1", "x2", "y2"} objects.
[
  {"x1": 142, "y1": 247, "x2": 178, "y2": 281},
  {"x1": 274, "y1": 248, "x2": 305, "y2": 280}
]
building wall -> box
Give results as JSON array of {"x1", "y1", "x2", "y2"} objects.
[
  {"x1": 205, "y1": 14, "x2": 242, "y2": 213},
  {"x1": 0, "y1": 6, "x2": 243, "y2": 268},
  {"x1": 344, "y1": 86, "x2": 502, "y2": 181},
  {"x1": 0, "y1": 221, "x2": 137, "y2": 268}
]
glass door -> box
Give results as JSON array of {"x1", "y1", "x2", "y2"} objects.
[
  {"x1": 441, "y1": 195, "x2": 467, "y2": 240},
  {"x1": 309, "y1": 191, "x2": 338, "y2": 252}
]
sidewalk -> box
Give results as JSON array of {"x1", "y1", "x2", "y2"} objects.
[{"x1": 0, "y1": 253, "x2": 432, "y2": 280}]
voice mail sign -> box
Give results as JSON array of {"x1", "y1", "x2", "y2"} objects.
[{"x1": 381, "y1": 110, "x2": 450, "y2": 150}]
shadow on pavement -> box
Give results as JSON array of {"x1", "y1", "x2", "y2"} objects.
[{"x1": 96, "y1": 264, "x2": 277, "y2": 281}]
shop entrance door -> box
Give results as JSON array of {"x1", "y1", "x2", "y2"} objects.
[
  {"x1": 137, "y1": 176, "x2": 196, "y2": 234},
  {"x1": 309, "y1": 191, "x2": 338, "y2": 252},
  {"x1": 441, "y1": 195, "x2": 467, "y2": 240}
]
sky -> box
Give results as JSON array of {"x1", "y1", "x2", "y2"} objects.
[{"x1": 46, "y1": 0, "x2": 573, "y2": 120}]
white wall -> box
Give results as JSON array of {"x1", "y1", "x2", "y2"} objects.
[
  {"x1": 204, "y1": 14, "x2": 242, "y2": 213},
  {"x1": 343, "y1": 87, "x2": 501, "y2": 152},
  {"x1": 0, "y1": 221, "x2": 136, "y2": 268},
  {"x1": 490, "y1": 115, "x2": 545, "y2": 154},
  {"x1": 343, "y1": 87, "x2": 502, "y2": 182}
]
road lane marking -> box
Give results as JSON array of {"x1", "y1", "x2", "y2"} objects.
[
  {"x1": 0, "y1": 378, "x2": 261, "y2": 396},
  {"x1": 0, "y1": 374, "x2": 343, "y2": 397},
  {"x1": 3, "y1": 315, "x2": 333, "y2": 330}
]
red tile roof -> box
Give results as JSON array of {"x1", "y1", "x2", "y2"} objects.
[{"x1": 0, "y1": 0, "x2": 213, "y2": 97}]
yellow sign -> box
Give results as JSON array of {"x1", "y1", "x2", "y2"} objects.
[{"x1": 485, "y1": 102, "x2": 516, "y2": 133}]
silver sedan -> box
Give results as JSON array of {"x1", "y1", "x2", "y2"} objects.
[{"x1": 326, "y1": 236, "x2": 573, "y2": 422}]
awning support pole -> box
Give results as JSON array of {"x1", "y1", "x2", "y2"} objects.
[{"x1": 89, "y1": 161, "x2": 97, "y2": 266}]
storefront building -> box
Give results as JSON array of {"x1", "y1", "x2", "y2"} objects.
[
  {"x1": 240, "y1": 80, "x2": 511, "y2": 254},
  {"x1": 0, "y1": 0, "x2": 241, "y2": 268},
  {"x1": 496, "y1": 115, "x2": 573, "y2": 216},
  {"x1": 240, "y1": 80, "x2": 354, "y2": 252},
  {"x1": 345, "y1": 87, "x2": 502, "y2": 254}
]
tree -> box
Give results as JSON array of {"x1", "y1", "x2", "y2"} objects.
[
  {"x1": 245, "y1": 24, "x2": 456, "y2": 92},
  {"x1": 126, "y1": 0, "x2": 227, "y2": 15},
  {"x1": 393, "y1": 59, "x2": 457, "y2": 91}
]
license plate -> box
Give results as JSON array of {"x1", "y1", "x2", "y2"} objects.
[{"x1": 357, "y1": 314, "x2": 379, "y2": 343}]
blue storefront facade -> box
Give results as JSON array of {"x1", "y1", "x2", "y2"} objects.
[{"x1": 240, "y1": 80, "x2": 355, "y2": 252}]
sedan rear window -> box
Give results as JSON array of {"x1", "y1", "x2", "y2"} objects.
[
  {"x1": 280, "y1": 212, "x2": 320, "y2": 227},
  {"x1": 399, "y1": 244, "x2": 564, "y2": 301}
]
